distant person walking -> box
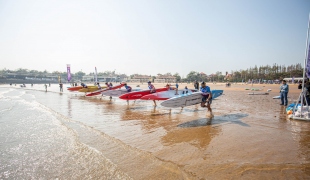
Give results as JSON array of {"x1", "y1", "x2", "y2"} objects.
[
  {"x1": 175, "y1": 82, "x2": 179, "y2": 95},
  {"x1": 59, "y1": 83, "x2": 63, "y2": 92},
  {"x1": 44, "y1": 84, "x2": 47, "y2": 92},
  {"x1": 280, "y1": 80, "x2": 289, "y2": 106},
  {"x1": 194, "y1": 81, "x2": 198, "y2": 90}
]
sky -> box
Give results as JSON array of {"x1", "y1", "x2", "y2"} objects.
[{"x1": 0, "y1": 0, "x2": 310, "y2": 77}]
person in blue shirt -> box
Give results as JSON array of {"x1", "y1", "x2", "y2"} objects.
[
  {"x1": 200, "y1": 82, "x2": 213, "y2": 117},
  {"x1": 175, "y1": 82, "x2": 179, "y2": 95},
  {"x1": 81, "y1": 83, "x2": 88, "y2": 88},
  {"x1": 148, "y1": 81, "x2": 156, "y2": 93},
  {"x1": 124, "y1": 83, "x2": 132, "y2": 92},
  {"x1": 280, "y1": 80, "x2": 289, "y2": 106}
]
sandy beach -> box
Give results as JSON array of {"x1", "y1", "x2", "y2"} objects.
[{"x1": 0, "y1": 82, "x2": 309, "y2": 179}]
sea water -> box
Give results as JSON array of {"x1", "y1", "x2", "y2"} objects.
[{"x1": 0, "y1": 87, "x2": 186, "y2": 179}]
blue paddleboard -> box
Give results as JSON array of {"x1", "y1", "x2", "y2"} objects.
[{"x1": 211, "y1": 90, "x2": 223, "y2": 99}]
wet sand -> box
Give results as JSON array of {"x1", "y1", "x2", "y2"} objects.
[{"x1": 1, "y1": 82, "x2": 309, "y2": 179}]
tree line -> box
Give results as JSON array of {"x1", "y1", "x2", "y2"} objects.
[{"x1": 0, "y1": 63, "x2": 303, "y2": 82}]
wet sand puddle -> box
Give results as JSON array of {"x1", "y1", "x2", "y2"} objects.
[{"x1": 0, "y1": 84, "x2": 309, "y2": 179}]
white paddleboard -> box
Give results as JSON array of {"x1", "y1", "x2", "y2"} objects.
[
  {"x1": 248, "y1": 92, "x2": 269, "y2": 95},
  {"x1": 101, "y1": 89, "x2": 140, "y2": 97},
  {"x1": 160, "y1": 92, "x2": 203, "y2": 108}
]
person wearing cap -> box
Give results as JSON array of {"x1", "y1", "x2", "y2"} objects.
[
  {"x1": 200, "y1": 81, "x2": 213, "y2": 117},
  {"x1": 148, "y1": 81, "x2": 157, "y2": 106}
]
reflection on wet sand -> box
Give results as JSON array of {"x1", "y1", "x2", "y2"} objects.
[{"x1": 178, "y1": 113, "x2": 249, "y2": 128}]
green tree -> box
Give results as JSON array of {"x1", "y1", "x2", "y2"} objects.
[
  {"x1": 186, "y1": 71, "x2": 199, "y2": 82},
  {"x1": 173, "y1": 73, "x2": 181, "y2": 82}
]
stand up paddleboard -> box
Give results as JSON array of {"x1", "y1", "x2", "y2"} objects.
[
  {"x1": 101, "y1": 89, "x2": 141, "y2": 97},
  {"x1": 140, "y1": 89, "x2": 195, "y2": 100},
  {"x1": 119, "y1": 87, "x2": 168, "y2": 100},
  {"x1": 141, "y1": 89, "x2": 223, "y2": 101},
  {"x1": 86, "y1": 84, "x2": 125, "y2": 96},
  {"x1": 160, "y1": 90, "x2": 223, "y2": 108},
  {"x1": 248, "y1": 92, "x2": 269, "y2": 95},
  {"x1": 273, "y1": 95, "x2": 289, "y2": 99},
  {"x1": 68, "y1": 85, "x2": 97, "y2": 91},
  {"x1": 78, "y1": 86, "x2": 105, "y2": 92}
]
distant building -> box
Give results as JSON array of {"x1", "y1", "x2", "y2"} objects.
[
  {"x1": 130, "y1": 75, "x2": 151, "y2": 83},
  {"x1": 154, "y1": 75, "x2": 176, "y2": 83},
  {"x1": 82, "y1": 75, "x2": 118, "y2": 82}
]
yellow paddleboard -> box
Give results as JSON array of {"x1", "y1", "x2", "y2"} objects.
[{"x1": 78, "y1": 86, "x2": 107, "y2": 92}]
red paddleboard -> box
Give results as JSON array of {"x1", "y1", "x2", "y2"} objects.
[
  {"x1": 67, "y1": 86, "x2": 83, "y2": 91},
  {"x1": 119, "y1": 87, "x2": 168, "y2": 100},
  {"x1": 86, "y1": 83, "x2": 125, "y2": 96}
]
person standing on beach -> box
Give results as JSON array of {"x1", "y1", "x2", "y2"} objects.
[
  {"x1": 148, "y1": 81, "x2": 157, "y2": 106},
  {"x1": 280, "y1": 80, "x2": 289, "y2": 106},
  {"x1": 200, "y1": 82, "x2": 213, "y2": 117},
  {"x1": 175, "y1": 82, "x2": 179, "y2": 95},
  {"x1": 44, "y1": 84, "x2": 47, "y2": 92},
  {"x1": 59, "y1": 83, "x2": 63, "y2": 92}
]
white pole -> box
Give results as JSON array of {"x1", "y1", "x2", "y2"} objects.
[
  {"x1": 95, "y1": 67, "x2": 98, "y2": 84},
  {"x1": 300, "y1": 13, "x2": 310, "y2": 116}
]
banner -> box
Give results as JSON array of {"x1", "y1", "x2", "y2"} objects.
[
  {"x1": 307, "y1": 43, "x2": 310, "y2": 78},
  {"x1": 67, "y1": 64, "x2": 71, "y2": 82}
]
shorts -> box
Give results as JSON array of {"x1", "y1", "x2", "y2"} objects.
[{"x1": 202, "y1": 96, "x2": 212, "y2": 104}]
